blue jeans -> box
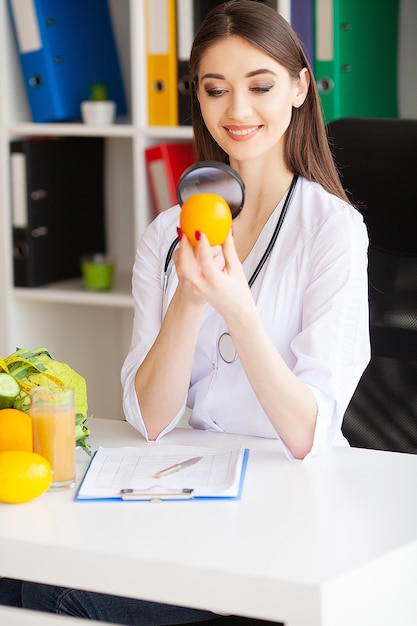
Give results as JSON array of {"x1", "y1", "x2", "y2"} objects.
[{"x1": 0, "y1": 578, "x2": 221, "y2": 624}]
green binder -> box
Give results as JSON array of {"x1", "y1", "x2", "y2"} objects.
[{"x1": 314, "y1": 0, "x2": 399, "y2": 123}]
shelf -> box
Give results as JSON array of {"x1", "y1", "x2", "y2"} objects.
[
  {"x1": 12, "y1": 273, "x2": 134, "y2": 309},
  {"x1": 7, "y1": 120, "x2": 136, "y2": 138},
  {"x1": 6, "y1": 122, "x2": 194, "y2": 141},
  {"x1": 145, "y1": 126, "x2": 194, "y2": 140}
]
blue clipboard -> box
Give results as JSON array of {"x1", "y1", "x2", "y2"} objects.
[{"x1": 74, "y1": 448, "x2": 250, "y2": 503}]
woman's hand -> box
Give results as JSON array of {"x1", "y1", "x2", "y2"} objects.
[{"x1": 173, "y1": 228, "x2": 253, "y2": 321}]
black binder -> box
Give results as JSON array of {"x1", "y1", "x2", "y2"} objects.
[
  {"x1": 10, "y1": 137, "x2": 106, "y2": 287},
  {"x1": 176, "y1": 1, "x2": 224, "y2": 126}
]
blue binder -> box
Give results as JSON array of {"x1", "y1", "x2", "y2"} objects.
[{"x1": 7, "y1": 0, "x2": 127, "y2": 123}]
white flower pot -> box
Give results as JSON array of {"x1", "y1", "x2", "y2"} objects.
[{"x1": 81, "y1": 100, "x2": 116, "y2": 126}]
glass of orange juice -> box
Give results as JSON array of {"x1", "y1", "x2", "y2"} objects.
[{"x1": 30, "y1": 386, "x2": 76, "y2": 489}]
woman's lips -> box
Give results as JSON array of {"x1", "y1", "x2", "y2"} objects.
[{"x1": 224, "y1": 125, "x2": 262, "y2": 140}]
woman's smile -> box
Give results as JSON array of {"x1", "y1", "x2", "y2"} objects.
[{"x1": 225, "y1": 125, "x2": 262, "y2": 140}]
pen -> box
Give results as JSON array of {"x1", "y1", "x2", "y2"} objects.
[{"x1": 154, "y1": 456, "x2": 202, "y2": 479}]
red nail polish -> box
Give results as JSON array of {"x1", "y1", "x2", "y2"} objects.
[
  {"x1": 195, "y1": 230, "x2": 202, "y2": 241},
  {"x1": 176, "y1": 227, "x2": 183, "y2": 241}
]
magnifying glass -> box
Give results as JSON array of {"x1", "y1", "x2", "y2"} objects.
[
  {"x1": 176, "y1": 161, "x2": 245, "y2": 218},
  {"x1": 163, "y1": 161, "x2": 245, "y2": 297}
]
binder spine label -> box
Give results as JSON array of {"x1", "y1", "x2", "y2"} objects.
[
  {"x1": 315, "y1": 0, "x2": 333, "y2": 60},
  {"x1": 149, "y1": 160, "x2": 172, "y2": 212},
  {"x1": 10, "y1": 0, "x2": 41, "y2": 52},
  {"x1": 11, "y1": 153, "x2": 27, "y2": 228},
  {"x1": 148, "y1": 0, "x2": 169, "y2": 53},
  {"x1": 176, "y1": 0, "x2": 193, "y2": 60}
]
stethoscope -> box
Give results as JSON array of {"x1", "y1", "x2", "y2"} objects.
[{"x1": 163, "y1": 161, "x2": 298, "y2": 363}]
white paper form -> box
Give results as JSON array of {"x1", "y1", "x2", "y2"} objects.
[{"x1": 76, "y1": 445, "x2": 248, "y2": 500}]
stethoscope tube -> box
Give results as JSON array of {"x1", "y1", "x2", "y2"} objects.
[
  {"x1": 247, "y1": 173, "x2": 298, "y2": 288},
  {"x1": 164, "y1": 237, "x2": 180, "y2": 275}
]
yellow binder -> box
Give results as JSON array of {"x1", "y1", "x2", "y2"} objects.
[{"x1": 145, "y1": 0, "x2": 178, "y2": 126}]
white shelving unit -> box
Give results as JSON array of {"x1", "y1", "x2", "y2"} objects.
[{"x1": 0, "y1": 0, "x2": 192, "y2": 420}]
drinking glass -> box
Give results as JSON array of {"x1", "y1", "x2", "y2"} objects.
[{"x1": 30, "y1": 386, "x2": 76, "y2": 489}]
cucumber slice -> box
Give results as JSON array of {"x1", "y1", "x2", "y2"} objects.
[{"x1": 0, "y1": 373, "x2": 20, "y2": 409}]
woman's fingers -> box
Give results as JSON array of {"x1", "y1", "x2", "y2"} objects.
[
  {"x1": 173, "y1": 229, "x2": 198, "y2": 278},
  {"x1": 194, "y1": 231, "x2": 227, "y2": 280},
  {"x1": 221, "y1": 229, "x2": 239, "y2": 270},
  {"x1": 175, "y1": 226, "x2": 243, "y2": 301}
]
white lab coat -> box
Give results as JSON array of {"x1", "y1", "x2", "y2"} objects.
[{"x1": 121, "y1": 177, "x2": 370, "y2": 459}]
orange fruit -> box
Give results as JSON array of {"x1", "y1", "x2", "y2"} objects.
[
  {"x1": 180, "y1": 193, "x2": 232, "y2": 246},
  {"x1": 0, "y1": 408, "x2": 33, "y2": 452},
  {"x1": 0, "y1": 450, "x2": 52, "y2": 503}
]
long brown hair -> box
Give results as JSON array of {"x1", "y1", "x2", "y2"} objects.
[{"x1": 190, "y1": 0, "x2": 349, "y2": 203}]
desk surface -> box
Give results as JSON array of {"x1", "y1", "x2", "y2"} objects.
[{"x1": 1, "y1": 418, "x2": 417, "y2": 626}]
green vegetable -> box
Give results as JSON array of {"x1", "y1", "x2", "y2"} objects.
[
  {"x1": 0, "y1": 348, "x2": 91, "y2": 455},
  {"x1": 0, "y1": 372, "x2": 20, "y2": 409}
]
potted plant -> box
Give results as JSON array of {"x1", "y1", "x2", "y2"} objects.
[{"x1": 81, "y1": 82, "x2": 116, "y2": 126}]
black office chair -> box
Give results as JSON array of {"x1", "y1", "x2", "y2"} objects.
[{"x1": 327, "y1": 117, "x2": 417, "y2": 453}]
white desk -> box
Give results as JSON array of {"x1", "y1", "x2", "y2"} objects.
[{"x1": 1, "y1": 418, "x2": 417, "y2": 626}]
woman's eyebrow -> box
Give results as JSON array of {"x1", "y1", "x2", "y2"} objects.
[
  {"x1": 200, "y1": 72, "x2": 225, "y2": 80},
  {"x1": 200, "y1": 68, "x2": 277, "y2": 81},
  {"x1": 246, "y1": 68, "x2": 277, "y2": 78}
]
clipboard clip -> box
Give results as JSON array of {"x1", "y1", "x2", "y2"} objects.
[{"x1": 120, "y1": 487, "x2": 194, "y2": 502}]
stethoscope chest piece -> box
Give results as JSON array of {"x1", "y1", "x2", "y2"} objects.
[{"x1": 218, "y1": 332, "x2": 238, "y2": 364}]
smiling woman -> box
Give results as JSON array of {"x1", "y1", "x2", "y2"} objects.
[{"x1": 125, "y1": 0, "x2": 369, "y2": 462}]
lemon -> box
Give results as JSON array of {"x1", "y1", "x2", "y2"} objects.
[
  {"x1": 0, "y1": 451, "x2": 52, "y2": 503},
  {"x1": 0, "y1": 372, "x2": 20, "y2": 409}
]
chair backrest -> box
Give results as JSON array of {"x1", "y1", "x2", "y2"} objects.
[{"x1": 327, "y1": 117, "x2": 417, "y2": 452}]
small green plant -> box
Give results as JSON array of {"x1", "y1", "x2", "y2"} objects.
[{"x1": 90, "y1": 82, "x2": 109, "y2": 101}]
